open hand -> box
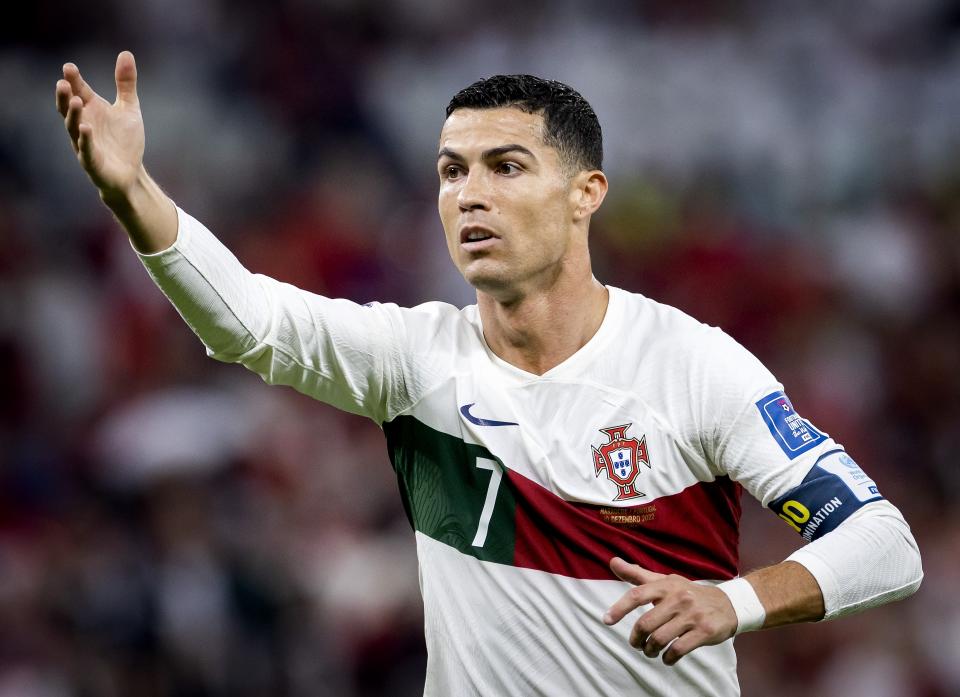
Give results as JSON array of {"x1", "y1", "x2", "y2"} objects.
[
  {"x1": 602, "y1": 557, "x2": 738, "y2": 666},
  {"x1": 55, "y1": 51, "x2": 144, "y2": 198}
]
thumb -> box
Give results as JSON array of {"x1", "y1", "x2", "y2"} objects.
[
  {"x1": 609, "y1": 557, "x2": 664, "y2": 585},
  {"x1": 115, "y1": 50, "x2": 139, "y2": 106}
]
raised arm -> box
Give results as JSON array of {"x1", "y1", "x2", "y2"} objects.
[
  {"x1": 55, "y1": 51, "x2": 177, "y2": 253},
  {"x1": 54, "y1": 52, "x2": 421, "y2": 424}
]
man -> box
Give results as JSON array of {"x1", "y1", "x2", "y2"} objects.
[{"x1": 56, "y1": 52, "x2": 922, "y2": 696}]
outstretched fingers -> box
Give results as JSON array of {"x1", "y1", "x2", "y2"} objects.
[
  {"x1": 64, "y1": 95, "x2": 83, "y2": 152},
  {"x1": 62, "y1": 63, "x2": 98, "y2": 105},
  {"x1": 55, "y1": 79, "x2": 72, "y2": 117},
  {"x1": 114, "y1": 51, "x2": 139, "y2": 106},
  {"x1": 77, "y1": 123, "x2": 98, "y2": 173}
]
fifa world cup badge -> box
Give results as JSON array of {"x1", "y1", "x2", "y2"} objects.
[{"x1": 592, "y1": 424, "x2": 652, "y2": 501}]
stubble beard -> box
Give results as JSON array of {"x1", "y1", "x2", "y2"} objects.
[{"x1": 462, "y1": 250, "x2": 568, "y2": 307}]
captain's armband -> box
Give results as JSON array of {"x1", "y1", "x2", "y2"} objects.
[{"x1": 769, "y1": 450, "x2": 883, "y2": 542}]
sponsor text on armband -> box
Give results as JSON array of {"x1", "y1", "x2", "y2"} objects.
[{"x1": 769, "y1": 450, "x2": 883, "y2": 542}]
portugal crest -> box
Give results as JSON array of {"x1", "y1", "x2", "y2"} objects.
[{"x1": 592, "y1": 424, "x2": 651, "y2": 501}]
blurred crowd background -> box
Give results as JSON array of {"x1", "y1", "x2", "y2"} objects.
[{"x1": 2, "y1": 0, "x2": 959, "y2": 695}]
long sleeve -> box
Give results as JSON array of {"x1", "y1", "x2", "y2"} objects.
[
  {"x1": 137, "y1": 206, "x2": 407, "y2": 423},
  {"x1": 787, "y1": 500, "x2": 922, "y2": 619},
  {"x1": 694, "y1": 327, "x2": 922, "y2": 618}
]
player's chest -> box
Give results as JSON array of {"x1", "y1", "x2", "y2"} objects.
[{"x1": 412, "y1": 374, "x2": 716, "y2": 506}]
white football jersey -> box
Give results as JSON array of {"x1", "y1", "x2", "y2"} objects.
[{"x1": 140, "y1": 208, "x2": 899, "y2": 697}]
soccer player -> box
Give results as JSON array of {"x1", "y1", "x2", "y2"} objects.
[{"x1": 56, "y1": 52, "x2": 922, "y2": 696}]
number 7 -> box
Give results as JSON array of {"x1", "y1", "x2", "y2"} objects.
[{"x1": 471, "y1": 457, "x2": 503, "y2": 547}]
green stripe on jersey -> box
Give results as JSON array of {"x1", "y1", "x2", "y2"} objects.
[{"x1": 384, "y1": 415, "x2": 516, "y2": 565}]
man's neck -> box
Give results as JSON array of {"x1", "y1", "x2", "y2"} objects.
[{"x1": 477, "y1": 277, "x2": 609, "y2": 376}]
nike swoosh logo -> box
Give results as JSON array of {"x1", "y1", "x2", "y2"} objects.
[{"x1": 460, "y1": 403, "x2": 519, "y2": 427}]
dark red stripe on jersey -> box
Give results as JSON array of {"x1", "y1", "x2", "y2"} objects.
[
  {"x1": 510, "y1": 471, "x2": 741, "y2": 581},
  {"x1": 385, "y1": 413, "x2": 741, "y2": 581}
]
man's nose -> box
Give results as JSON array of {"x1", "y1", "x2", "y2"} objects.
[{"x1": 457, "y1": 171, "x2": 491, "y2": 212}]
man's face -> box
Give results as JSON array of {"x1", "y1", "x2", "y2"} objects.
[{"x1": 437, "y1": 107, "x2": 579, "y2": 300}]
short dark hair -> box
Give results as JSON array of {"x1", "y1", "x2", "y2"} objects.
[{"x1": 446, "y1": 75, "x2": 603, "y2": 173}]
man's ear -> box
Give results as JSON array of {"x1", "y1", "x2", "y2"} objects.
[{"x1": 571, "y1": 170, "x2": 608, "y2": 222}]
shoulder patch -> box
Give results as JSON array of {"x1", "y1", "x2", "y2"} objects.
[{"x1": 755, "y1": 391, "x2": 826, "y2": 459}]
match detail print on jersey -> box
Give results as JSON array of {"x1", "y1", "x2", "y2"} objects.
[
  {"x1": 768, "y1": 449, "x2": 883, "y2": 541},
  {"x1": 384, "y1": 414, "x2": 740, "y2": 581},
  {"x1": 755, "y1": 391, "x2": 826, "y2": 459}
]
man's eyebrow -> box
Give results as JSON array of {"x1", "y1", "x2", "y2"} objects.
[
  {"x1": 437, "y1": 147, "x2": 463, "y2": 162},
  {"x1": 437, "y1": 144, "x2": 537, "y2": 161},
  {"x1": 481, "y1": 144, "x2": 536, "y2": 160}
]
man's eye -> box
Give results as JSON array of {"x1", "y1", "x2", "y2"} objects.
[
  {"x1": 496, "y1": 162, "x2": 520, "y2": 175},
  {"x1": 443, "y1": 165, "x2": 463, "y2": 179}
]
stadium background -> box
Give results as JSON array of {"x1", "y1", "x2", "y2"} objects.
[{"x1": 2, "y1": 1, "x2": 959, "y2": 695}]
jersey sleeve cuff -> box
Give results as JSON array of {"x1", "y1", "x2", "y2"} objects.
[
  {"x1": 134, "y1": 205, "x2": 192, "y2": 268},
  {"x1": 785, "y1": 546, "x2": 836, "y2": 619}
]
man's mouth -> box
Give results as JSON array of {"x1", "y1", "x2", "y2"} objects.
[{"x1": 460, "y1": 225, "x2": 498, "y2": 246}]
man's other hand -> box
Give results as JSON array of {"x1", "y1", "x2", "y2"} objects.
[{"x1": 602, "y1": 557, "x2": 738, "y2": 666}]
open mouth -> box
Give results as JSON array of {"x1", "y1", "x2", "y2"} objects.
[{"x1": 460, "y1": 226, "x2": 498, "y2": 245}]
